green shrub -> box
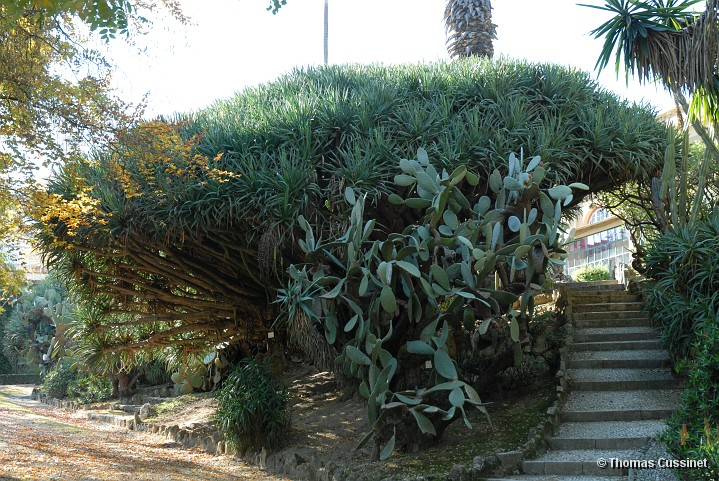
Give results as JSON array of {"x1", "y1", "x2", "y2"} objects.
[
  {"x1": 661, "y1": 322, "x2": 719, "y2": 480},
  {"x1": 143, "y1": 359, "x2": 172, "y2": 386},
  {"x1": 496, "y1": 355, "x2": 550, "y2": 391},
  {"x1": 214, "y1": 360, "x2": 290, "y2": 453},
  {"x1": 574, "y1": 264, "x2": 611, "y2": 282},
  {"x1": 645, "y1": 211, "x2": 719, "y2": 480},
  {"x1": 643, "y1": 212, "x2": 719, "y2": 358},
  {"x1": 67, "y1": 372, "x2": 113, "y2": 404},
  {"x1": 0, "y1": 353, "x2": 11, "y2": 375},
  {"x1": 42, "y1": 363, "x2": 76, "y2": 399}
]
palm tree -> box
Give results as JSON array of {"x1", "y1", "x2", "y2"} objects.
[
  {"x1": 585, "y1": 0, "x2": 718, "y2": 138},
  {"x1": 444, "y1": 0, "x2": 497, "y2": 59},
  {"x1": 584, "y1": 0, "x2": 719, "y2": 228}
]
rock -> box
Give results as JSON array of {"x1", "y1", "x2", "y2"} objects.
[
  {"x1": 203, "y1": 437, "x2": 215, "y2": 453},
  {"x1": 496, "y1": 451, "x2": 523, "y2": 473},
  {"x1": 447, "y1": 463, "x2": 466, "y2": 481},
  {"x1": 472, "y1": 456, "x2": 485, "y2": 471},
  {"x1": 139, "y1": 403, "x2": 151, "y2": 420},
  {"x1": 258, "y1": 447, "x2": 269, "y2": 466}
]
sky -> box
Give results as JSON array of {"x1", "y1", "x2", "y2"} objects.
[{"x1": 107, "y1": 0, "x2": 677, "y2": 118}]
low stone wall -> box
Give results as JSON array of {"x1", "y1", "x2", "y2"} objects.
[{"x1": 0, "y1": 374, "x2": 40, "y2": 385}]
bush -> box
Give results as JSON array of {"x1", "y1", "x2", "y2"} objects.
[
  {"x1": 645, "y1": 211, "x2": 719, "y2": 480},
  {"x1": 214, "y1": 360, "x2": 290, "y2": 453},
  {"x1": 67, "y1": 372, "x2": 113, "y2": 404},
  {"x1": 574, "y1": 264, "x2": 611, "y2": 282},
  {"x1": 143, "y1": 359, "x2": 172, "y2": 386},
  {"x1": 643, "y1": 212, "x2": 719, "y2": 358},
  {"x1": 42, "y1": 363, "x2": 76, "y2": 399},
  {"x1": 661, "y1": 322, "x2": 719, "y2": 480},
  {"x1": 496, "y1": 355, "x2": 550, "y2": 391}
]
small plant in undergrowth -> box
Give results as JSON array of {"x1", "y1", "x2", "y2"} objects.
[
  {"x1": 67, "y1": 372, "x2": 113, "y2": 404},
  {"x1": 660, "y1": 323, "x2": 719, "y2": 481},
  {"x1": 214, "y1": 359, "x2": 290, "y2": 454},
  {"x1": 142, "y1": 359, "x2": 172, "y2": 386},
  {"x1": 545, "y1": 324, "x2": 567, "y2": 352},
  {"x1": 574, "y1": 264, "x2": 610, "y2": 282},
  {"x1": 42, "y1": 362, "x2": 76, "y2": 399},
  {"x1": 496, "y1": 355, "x2": 549, "y2": 391}
]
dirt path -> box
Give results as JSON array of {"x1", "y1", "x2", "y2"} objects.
[{"x1": 0, "y1": 386, "x2": 289, "y2": 481}]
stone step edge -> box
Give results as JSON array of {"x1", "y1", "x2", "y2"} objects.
[
  {"x1": 486, "y1": 477, "x2": 628, "y2": 481},
  {"x1": 522, "y1": 459, "x2": 627, "y2": 476},
  {"x1": 561, "y1": 409, "x2": 675, "y2": 422},
  {"x1": 548, "y1": 436, "x2": 653, "y2": 450},
  {"x1": 567, "y1": 359, "x2": 670, "y2": 369}
]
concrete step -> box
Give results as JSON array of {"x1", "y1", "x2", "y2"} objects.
[
  {"x1": 561, "y1": 390, "x2": 680, "y2": 422},
  {"x1": 568, "y1": 292, "x2": 639, "y2": 304},
  {"x1": 574, "y1": 311, "x2": 648, "y2": 321},
  {"x1": 522, "y1": 449, "x2": 635, "y2": 476},
  {"x1": 575, "y1": 318, "x2": 652, "y2": 328},
  {"x1": 568, "y1": 350, "x2": 670, "y2": 369},
  {"x1": 487, "y1": 477, "x2": 627, "y2": 481},
  {"x1": 570, "y1": 339, "x2": 661, "y2": 352},
  {"x1": 569, "y1": 368, "x2": 679, "y2": 391},
  {"x1": 555, "y1": 282, "x2": 627, "y2": 293},
  {"x1": 561, "y1": 280, "x2": 622, "y2": 289},
  {"x1": 571, "y1": 302, "x2": 644, "y2": 313},
  {"x1": 572, "y1": 327, "x2": 659, "y2": 343},
  {"x1": 548, "y1": 420, "x2": 667, "y2": 450},
  {"x1": 563, "y1": 285, "x2": 626, "y2": 293}
]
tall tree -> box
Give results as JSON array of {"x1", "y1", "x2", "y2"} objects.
[
  {"x1": 0, "y1": 2, "x2": 188, "y2": 296},
  {"x1": 444, "y1": 0, "x2": 497, "y2": 58}
]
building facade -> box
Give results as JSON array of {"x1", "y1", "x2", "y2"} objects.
[{"x1": 564, "y1": 203, "x2": 633, "y2": 280}]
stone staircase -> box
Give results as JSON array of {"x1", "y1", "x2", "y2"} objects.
[{"x1": 492, "y1": 280, "x2": 680, "y2": 481}]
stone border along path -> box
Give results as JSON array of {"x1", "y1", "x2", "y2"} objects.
[{"x1": 488, "y1": 279, "x2": 682, "y2": 481}]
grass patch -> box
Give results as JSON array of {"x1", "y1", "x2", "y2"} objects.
[{"x1": 143, "y1": 391, "x2": 214, "y2": 420}]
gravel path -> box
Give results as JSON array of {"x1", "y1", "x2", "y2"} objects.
[{"x1": 0, "y1": 386, "x2": 288, "y2": 481}]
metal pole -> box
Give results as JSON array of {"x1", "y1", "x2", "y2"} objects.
[{"x1": 323, "y1": 0, "x2": 328, "y2": 64}]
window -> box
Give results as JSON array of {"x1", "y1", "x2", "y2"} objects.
[{"x1": 589, "y1": 208, "x2": 610, "y2": 225}]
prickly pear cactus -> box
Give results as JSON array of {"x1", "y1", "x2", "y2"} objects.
[
  {"x1": 279, "y1": 148, "x2": 582, "y2": 459},
  {"x1": 171, "y1": 351, "x2": 228, "y2": 395}
]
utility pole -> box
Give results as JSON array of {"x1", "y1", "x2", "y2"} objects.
[{"x1": 323, "y1": 0, "x2": 328, "y2": 64}]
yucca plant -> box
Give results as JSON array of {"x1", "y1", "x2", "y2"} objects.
[
  {"x1": 214, "y1": 359, "x2": 290, "y2": 453},
  {"x1": 645, "y1": 211, "x2": 719, "y2": 479}
]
